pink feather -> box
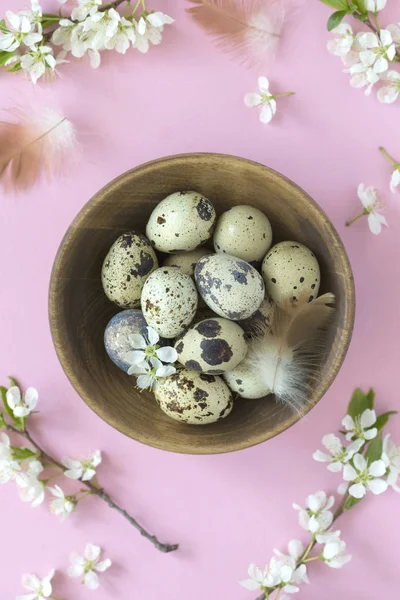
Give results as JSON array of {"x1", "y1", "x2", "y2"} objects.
[
  {"x1": 0, "y1": 106, "x2": 76, "y2": 192},
  {"x1": 186, "y1": 0, "x2": 286, "y2": 67}
]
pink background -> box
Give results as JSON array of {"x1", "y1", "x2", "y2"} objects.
[{"x1": 1, "y1": 1, "x2": 400, "y2": 598}]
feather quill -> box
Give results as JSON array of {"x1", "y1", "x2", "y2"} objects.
[
  {"x1": 245, "y1": 293, "x2": 336, "y2": 412},
  {"x1": 0, "y1": 107, "x2": 76, "y2": 192},
  {"x1": 186, "y1": 0, "x2": 285, "y2": 68}
]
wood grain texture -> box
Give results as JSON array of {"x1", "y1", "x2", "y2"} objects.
[{"x1": 48, "y1": 153, "x2": 355, "y2": 455}]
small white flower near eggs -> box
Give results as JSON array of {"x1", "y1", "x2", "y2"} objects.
[{"x1": 244, "y1": 76, "x2": 294, "y2": 125}]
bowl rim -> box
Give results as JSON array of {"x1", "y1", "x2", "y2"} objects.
[{"x1": 48, "y1": 152, "x2": 356, "y2": 454}]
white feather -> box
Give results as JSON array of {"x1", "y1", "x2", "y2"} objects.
[{"x1": 244, "y1": 293, "x2": 336, "y2": 412}]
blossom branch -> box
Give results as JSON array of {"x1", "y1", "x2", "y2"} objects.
[
  {"x1": 254, "y1": 492, "x2": 351, "y2": 600},
  {"x1": 4, "y1": 422, "x2": 178, "y2": 553}
]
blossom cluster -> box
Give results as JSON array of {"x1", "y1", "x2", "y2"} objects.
[
  {"x1": 240, "y1": 388, "x2": 399, "y2": 599},
  {"x1": 0, "y1": 385, "x2": 102, "y2": 522},
  {"x1": 327, "y1": 3, "x2": 400, "y2": 103},
  {"x1": 0, "y1": 0, "x2": 174, "y2": 83}
]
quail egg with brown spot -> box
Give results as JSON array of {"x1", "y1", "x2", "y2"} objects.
[
  {"x1": 141, "y1": 267, "x2": 198, "y2": 339},
  {"x1": 154, "y1": 369, "x2": 233, "y2": 424},
  {"x1": 262, "y1": 241, "x2": 321, "y2": 309},
  {"x1": 163, "y1": 248, "x2": 213, "y2": 277},
  {"x1": 195, "y1": 254, "x2": 265, "y2": 320},
  {"x1": 224, "y1": 360, "x2": 271, "y2": 399},
  {"x1": 175, "y1": 318, "x2": 247, "y2": 374},
  {"x1": 146, "y1": 191, "x2": 216, "y2": 253},
  {"x1": 101, "y1": 231, "x2": 158, "y2": 308},
  {"x1": 214, "y1": 205, "x2": 273, "y2": 264}
]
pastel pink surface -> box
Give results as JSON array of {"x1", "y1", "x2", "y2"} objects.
[{"x1": 1, "y1": 1, "x2": 400, "y2": 599}]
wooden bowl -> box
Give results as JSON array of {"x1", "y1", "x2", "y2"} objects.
[{"x1": 49, "y1": 153, "x2": 355, "y2": 454}]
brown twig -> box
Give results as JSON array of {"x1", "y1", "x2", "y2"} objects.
[
  {"x1": 99, "y1": 0, "x2": 128, "y2": 12},
  {"x1": 5, "y1": 423, "x2": 178, "y2": 553},
  {"x1": 254, "y1": 492, "x2": 351, "y2": 600}
]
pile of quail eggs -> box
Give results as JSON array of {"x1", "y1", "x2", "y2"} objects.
[{"x1": 102, "y1": 191, "x2": 321, "y2": 426}]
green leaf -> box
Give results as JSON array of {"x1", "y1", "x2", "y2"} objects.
[
  {"x1": 347, "y1": 388, "x2": 374, "y2": 418},
  {"x1": 344, "y1": 496, "x2": 362, "y2": 511},
  {"x1": 0, "y1": 18, "x2": 7, "y2": 32},
  {"x1": 375, "y1": 411, "x2": 398, "y2": 432},
  {"x1": 11, "y1": 447, "x2": 36, "y2": 461},
  {"x1": 0, "y1": 51, "x2": 12, "y2": 66},
  {"x1": 0, "y1": 386, "x2": 16, "y2": 422},
  {"x1": 355, "y1": 0, "x2": 367, "y2": 13},
  {"x1": 328, "y1": 10, "x2": 348, "y2": 31},
  {"x1": 365, "y1": 434, "x2": 383, "y2": 464},
  {"x1": 0, "y1": 413, "x2": 5, "y2": 428},
  {"x1": 319, "y1": 0, "x2": 349, "y2": 8}
]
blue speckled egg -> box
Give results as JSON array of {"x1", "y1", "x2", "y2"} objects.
[
  {"x1": 104, "y1": 309, "x2": 167, "y2": 372},
  {"x1": 194, "y1": 254, "x2": 265, "y2": 321}
]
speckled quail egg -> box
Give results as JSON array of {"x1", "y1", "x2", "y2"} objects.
[
  {"x1": 104, "y1": 309, "x2": 167, "y2": 372},
  {"x1": 195, "y1": 254, "x2": 265, "y2": 320},
  {"x1": 213, "y1": 205, "x2": 273, "y2": 264},
  {"x1": 101, "y1": 232, "x2": 158, "y2": 308},
  {"x1": 163, "y1": 248, "x2": 213, "y2": 277},
  {"x1": 154, "y1": 369, "x2": 233, "y2": 424},
  {"x1": 238, "y1": 295, "x2": 275, "y2": 337},
  {"x1": 146, "y1": 191, "x2": 216, "y2": 253},
  {"x1": 224, "y1": 360, "x2": 271, "y2": 399},
  {"x1": 262, "y1": 241, "x2": 320, "y2": 308},
  {"x1": 141, "y1": 267, "x2": 198, "y2": 338},
  {"x1": 174, "y1": 318, "x2": 247, "y2": 374}
]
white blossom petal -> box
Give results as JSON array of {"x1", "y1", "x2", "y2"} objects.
[
  {"x1": 85, "y1": 570, "x2": 100, "y2": 590},
  {"x1": 244, "y1": 93, "x2": 262, "y2": 107},
  {"x1": 156, "y1": 346, "x2": 178, "y2": 363},
  {"x1": 349, "y1": 482, "x2": 366, "y2": 498}
]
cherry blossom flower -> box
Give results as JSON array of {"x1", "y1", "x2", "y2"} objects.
[
  {"x1": 20, "y1": 45, "x2": 57, "y2": 84},
  {"x1": 68, "y1": 543, "x2": 112, "y2": 590},
  {"x1": 105, "y1": 16, "x2": 136, "y2": 53},
  {"x1": 6, "y1": 386, "x2": 38, "y2": 418},
  {"x1": 48, "y1": 485, "x2": 76, "y2": 522},
  {"x1": 0, "y1": 433, "x2": 26, "y2": 485},
  {"x1": 348, "y1": 63, "x2": 380, "y2": 95},
  {"x1": 130, "y1": 358, "x2": 176, "y2": 391},
  {"x1": 272, "y1": 540, "x2": 309, "y2": 592},
  {"x1": 17, "y1": 569, "x2": 56, "y2": 600},
  {"x1": 134, "y1": 11, "x2": 174, "y2": 54},
  {"x1": 342, "y1": 408, "x2": 378, "y2": 441},
  {"x1": 0, "y1": 10, "x2": 42, "y2": 52},
  {"x1": 346, "y1": 185, "x2": 387, "y2": 235},
  {"x1": 382, "y1": 434, "x2": 400, "y2": 492},
  {"x1": 365, "y1": 0, "x2": 386, "y2": 11},
  {"x1": 293, "y1": 491, "x2": 334, "y2": 534},
  {"x1": 83, "y1": 8, "x2": 121, "y2": 51},
  {"x1": 125, "y1": 327, "x2": 177, "y2": 372},
  {"x1": 62, "y1": 450, "x2": 102, "y2": 481},
  {"x1": 18, "y1": 459, "x2": 45, "y2": 507},
  {"x1": 387, "y1": 23, "x2": 400, "y2": 45},
  {"x1": 356, "y1": 30, "x2": 396, "y2": 76},
  {"x1": 378, "y1": 70, "x2": 400, "y2": 104},
  {"x1": 327, "y1": 23, "x2": 354, "y2": 57},
  {"x1": 240, "y1": 564, "x2": 272, "y2": 591},
  {"x1": 313, "y1": 434, "x2": 364, "y2": 472},
  {"x1": 71, "y1": 0, "x2": 102, "y2": 22},
  {"x1": 244, "y1": 76, "x2": 294, "y2": 124},
  {"x1": 52, "y1": 19, "x2": 78, "y2": 51},
  {"x1": 322, "y1": 537, "x2": 352, "y2": 569},
  {"x1": 343, "y1": 453, "x2": 388, "y2": 498},
  {"x1": 20, "y1": 1, "x2": 43, "y2": 35}
]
